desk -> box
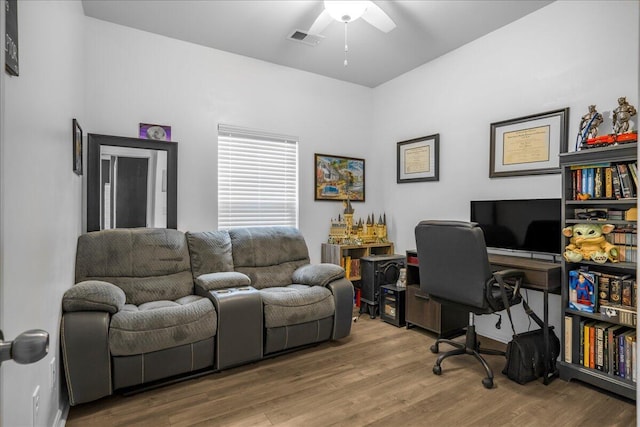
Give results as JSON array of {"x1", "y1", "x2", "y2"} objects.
[{"x1": 488, "y1": 254, "x2": 561, "y2": 384}]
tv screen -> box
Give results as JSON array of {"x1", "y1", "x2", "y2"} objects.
[{"x1": 470, "y1": 198, "x2": 561, "y2": 255}]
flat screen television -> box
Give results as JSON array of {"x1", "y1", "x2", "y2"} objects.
[{"x1": 470, "y1": 198, "x2": 561, "y2": 256}]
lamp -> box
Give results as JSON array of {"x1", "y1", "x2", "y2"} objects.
[
  {"x1": 324, "y1": 1, "x2": 370, "y2": 67},
  {"x1": 324, "y1": 1, "x2": 369, "y2": 23}
]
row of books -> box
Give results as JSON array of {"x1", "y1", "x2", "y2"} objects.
[
  {"x1": 339, "y1": 256, "x2": 361, "y2": 280},
  {"x1": 608, "y1": 226, "x2": 636, "y2": 263},
  {"x1": 569, "y1": 162, "x2": 638, "y2": 200},
  {"x1": 568, "y1": 268, "x2": 637, "y2": 313},
  {"x1": 564, "y1": 316, "x2": 637, "y2": 382}
]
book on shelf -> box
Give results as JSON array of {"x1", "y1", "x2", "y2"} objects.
[
  {"x1": 629, "y1": 162, "x2": 639, "y2": 190},
  {"x1": 564, "y1": 315, "x2": 573, "y2": 363},
  {"x1": 349, "y1": 258, "x2": 360, "y2": 280},
  {"x1": 634, "y1": 339, "x2": 638, "y2": 382},
  {"x1": 583, "y1": 320, "x2": 594, "y2": 367},
  {"x1": 610, "y1": 278, "x2": 623, "y2": 305},
  {"x1": 569, "y1": 162, "x2": 638, "y2": 200},
  {"x1": 621, "y1": 279, "x2": 634, "y2": 307},
  {"x1": 605, "y1": 166, "x2": 614, "y2": 199},
  {"x1": 600, "y1": 303, "x2": 637, "y2": 327},
  {"x1": 617, "y1": 163, "x2": 635, "y2": 198},
  {"x1": 594, "y1": 322, "x2": 609, "y2": 371},
  {"x1": 592, "y1": 271, "x2": 633, "y2": 308},
  {"x1": 624, "y1": 331, "x2": 635, "y2": 379}
]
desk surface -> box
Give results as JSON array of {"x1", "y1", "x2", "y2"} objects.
[
  {"x1": 488, "y1": 254, "x2": 561, "y2": 293},
  {"x1": 406, "y1": 250, "x2": 562, "y2": 293}
]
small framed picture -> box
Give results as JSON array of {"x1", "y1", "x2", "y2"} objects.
[
  {"x1": 72, "y1": 118, "x2": 83, "y2": 176},
  {"x1": 139, "y1": 123, "x2": 171, "y2": 141},
  {"x1": 397, "y1": 134, "x2": 439, "y2": 183}
]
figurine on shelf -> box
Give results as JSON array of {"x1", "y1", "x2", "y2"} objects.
[
  {"x1": 578, "y1": 105, "x2": 603, "y2": 146},
  {"x1": 612, "y1": 96, "x2": 637, "y2": 134},
  {"x1": 562, "y1": 223, "x2": 618, "y2": 264}
]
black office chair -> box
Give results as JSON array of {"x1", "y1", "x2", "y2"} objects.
[{"x1": 415, "y1": 220, "x2": 524, "y2": 388}]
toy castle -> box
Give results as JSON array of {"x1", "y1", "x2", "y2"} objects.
[{"x1": 328, "y1": 199, "x2": 387, "y2": 245}]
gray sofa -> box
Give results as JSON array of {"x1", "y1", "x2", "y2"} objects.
[{"x1": 61, "y1": 227, "x2": 353, "y2": 405}]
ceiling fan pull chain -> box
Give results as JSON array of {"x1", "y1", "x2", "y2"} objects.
[{"x1": 344, "y1": 22, "x2": 348, "y2": 67}]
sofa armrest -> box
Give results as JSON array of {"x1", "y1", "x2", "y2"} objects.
[
  {"x1": 292, "y1": 263, "x2": 345, "y2": 287},
  {"x1": 61, "y1": 311, "x2": 112, "y2": 405},
  {"x1": 327, "y1": 278, "x2": 354, "y2": 340},
  {"x1": 195, "y1": 271, "x2": 251, "y2": 293},
  {"x1": 62, "y1": 281, "x2": 125, "y2": 314}
]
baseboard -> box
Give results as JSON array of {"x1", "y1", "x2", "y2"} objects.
[{"x1": 56, "y1": 400, "x2": 70, "y2": 427}]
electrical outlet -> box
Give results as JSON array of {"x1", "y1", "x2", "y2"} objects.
[
  {"x1": 32, "y1": 385, "x2": 40, "y2": 427},
  {"x1": 50, "y1": 357, "x2": 56, "y2": 390}
]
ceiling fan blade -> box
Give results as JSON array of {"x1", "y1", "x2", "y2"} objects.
[
  {"x1": 308, "y1": 9, "x2": 333, "y2": 35},
  {"x1": 361, "y1": 2, "x2": 396, "y2": 33}
]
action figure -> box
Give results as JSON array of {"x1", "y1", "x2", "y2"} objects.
[
  {"x1": 575, "y1": 273, "x2": 594, "y2": 305},
  {"x1": 612, "y1": 96, "x2": 637, "y2": 134},
  {"x1": 578, "y1": 105, "x2": 603, "y2": 144}
]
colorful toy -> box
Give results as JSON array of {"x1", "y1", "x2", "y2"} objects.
[
  {"x1": 562, "y1": 223, "x2": 618, "y2": 263},
  {"x1": 569, "y1": 269, "x2": 597, "y2": 312}
]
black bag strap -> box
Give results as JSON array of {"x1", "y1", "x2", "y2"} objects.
[
  {"x1": 495, "y1": 272, "x2": 517, "y2": 336},
  {"x1": 495, "y1": 271, "x2": 545, "y2": 334}
]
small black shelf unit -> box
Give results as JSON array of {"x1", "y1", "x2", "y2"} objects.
[{"x1": 558, "y1": 143, "x2": 637, "y2": 401}]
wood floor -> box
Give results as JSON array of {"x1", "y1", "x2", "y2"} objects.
[{"x1": 66, "y1": 315, "x2": 636, "y2": 426}]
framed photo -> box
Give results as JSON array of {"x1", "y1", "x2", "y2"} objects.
[
  {"x1": 5, "y1": 0, "x2": 19, "y2": 76},
  {"x1": 314, "y1": 154, "x2": 365, "y2": 201},
  {"x1": 139, "y1": 123, "x2": 171, "y2": 141},
  {"x1": 72, "y1": 118, "x2": 83, "y2": 176},
  {"x1": 397, "y1": 134, "x2": 439, "y2": 183},
  {"x1": 490, "y1": 108, "x2": 569, "y2": 178}
]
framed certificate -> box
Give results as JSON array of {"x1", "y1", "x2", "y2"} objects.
[
  {"x1": 490, "y1": 108, "x2": 569, "y2": 178},
  {"x1": 397, "y1": 134, "x2": 439, "y2": 183}
]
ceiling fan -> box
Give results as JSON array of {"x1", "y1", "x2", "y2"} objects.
[{"x1": 307, "y1": 1, "x2": 396, "y2": 66}]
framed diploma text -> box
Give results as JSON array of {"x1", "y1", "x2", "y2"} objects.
[
  {"x1": 490, "y1": 108, "x2": 569, "y2": 178},
  {"x1": 397, "y1": 134, "x2": 439, "y2": 183}
]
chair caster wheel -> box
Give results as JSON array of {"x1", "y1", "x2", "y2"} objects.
[
  {"x1": 482, "y1": 378, "x2": 493, "y2": 389},
  {"x1": 433, "y1": 365, "x2": 442, "y2": 375},
  {"x1": 430, "y1": 344, "x2": 438, "y2": 353}
]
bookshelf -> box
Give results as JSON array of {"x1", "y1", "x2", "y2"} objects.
[
  {"x1": 558, "y1": 143, "x2": 637, "y2": 400},
  {"x1": 321, "y1": 242, "x2": 394, "y2": 282}
]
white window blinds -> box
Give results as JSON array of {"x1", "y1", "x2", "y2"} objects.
[{"x1": 218, "y1": 124, "x2": 299, "y2": 229}]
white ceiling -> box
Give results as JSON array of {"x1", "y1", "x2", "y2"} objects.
[{"x1": 82, "y1": 0, "x2": 554, "y2": 88}]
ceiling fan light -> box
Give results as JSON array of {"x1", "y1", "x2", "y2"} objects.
[{"x1": 324, "y1": 1, "x2": 369, "y2": 23}]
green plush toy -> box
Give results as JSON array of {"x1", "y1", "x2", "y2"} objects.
[{"x1": 562, "y1": 223, "x2": 618, "y2": 263}]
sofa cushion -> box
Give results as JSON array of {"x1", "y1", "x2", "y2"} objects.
[
  {"x1": 235, "y1": 261, "x2": 309, "y2": 290},
  {"x1": 76, "y1": 228, "x2": 191, "y2": 279},
  {"x1": 109, "y1": 296, "x2": 217, "y2": 356},
  {"x1": 229, "y1": 227, "x2": 311, "y2": 289},
  {"x1": 75, "y1": 228, "x2": 194, "y2": 304},
  {"x1": 229, "y1": 227, "x2": 310, "y2": 268},
  {"x1": 186, "y1": 230, "x2": 234, "y2": 278},
  {"x1": 259, "y1": 285, "x2": 335, "y2": 328}
]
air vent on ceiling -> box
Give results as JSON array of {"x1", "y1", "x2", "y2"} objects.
[{"x1": 288, "y1": 30, "x2": 324, "y2": 46}]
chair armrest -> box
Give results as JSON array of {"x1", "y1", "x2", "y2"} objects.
[
  {"x1": 62, "y1": 280, "x2": 125, "y2": 314},
  {"x1": 195, "y1": 271, "x2": 251, "y2": 293},
  {"x1": 327, "y1": 278, "x2": 354, "y2": 340},
  {"x1": 292, "y1": 263, "x2": 345, "y2": 287}
]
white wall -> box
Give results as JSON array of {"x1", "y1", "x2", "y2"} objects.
[
  {"x1": 83, "y1": 18, "x2": 381, "y2": 263},
  {"x1": 1, "y1": 2, "x2": 85, "y2": 426},
  {"x1": 373, "y1": 0, "x2": 639, "y2": 342}
]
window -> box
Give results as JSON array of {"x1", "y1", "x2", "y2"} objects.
[{"x1": 218, "y1": 124, "x2": 298, "y2": 229}]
